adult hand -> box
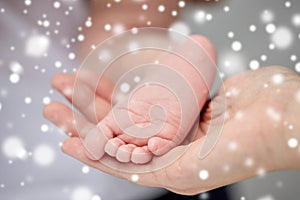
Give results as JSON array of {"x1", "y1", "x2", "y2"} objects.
[{"x1": 44, "y1": 63, "x2": 300, "y2": 195}]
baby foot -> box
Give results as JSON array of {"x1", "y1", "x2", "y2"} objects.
[
  {"x1": 83, "y1": 35, "x2": 217, "y2": 164},
  {"x1": 85, "y1": 84, "x2": 190, "y2": 164}
]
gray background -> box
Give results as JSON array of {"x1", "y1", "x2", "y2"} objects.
[{"x1": 0, "y1": 0, "x2": 299, "y2": 200}]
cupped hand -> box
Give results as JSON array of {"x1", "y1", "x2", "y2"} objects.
[{"x1": 44, "y1": 64, "x2": 300, "y2": 194}]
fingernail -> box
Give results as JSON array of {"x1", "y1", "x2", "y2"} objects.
[{"x1": 62, "y1": 87, "x2": 72, "y2": 98}]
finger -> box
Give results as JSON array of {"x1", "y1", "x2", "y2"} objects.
[
  {"x1": 76, "y1": 70, "x2": 115, "y2": 102},
  {"x1": 43, "y1": 102, "x2": 78, "y2": 136},
  {"x1": 43, "y1": 102, "x2": 97, "y2": 138},
  {"x1": 61, "y1": 137, "x2": 129, "y2": 179},
  {"x1": 52, "y1": 72, "x2": 114, "y2": 102},
  {"x1": 72, "y1": 77, "x2": 110, "y2": 123},
  {"x1": 51, "y1": 73, "x2": 111, "y2": 123},
  {"x1": 51, "y1": 73, "x2": 73, "y2": 100}
]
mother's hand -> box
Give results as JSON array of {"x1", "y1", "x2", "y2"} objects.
[{"x1": 44, "y1": 66, "x2": 300, "y2": 195}]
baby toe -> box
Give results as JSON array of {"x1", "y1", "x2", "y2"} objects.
[
  {"x1": 116, "y1": 144, "x2": 136, "y2": 163},
  {"x1": 84, "y1": 126, "x2": 111, "y2": 160},
  {"x1": 148, "y1": 136, "x2": 174, "y2": 156},
  {"x1": 105, "y1": 137, "x2": 125, "y2": 157},
  {"x1": 131, "y1": 146, "x2": 153, "y2": 164}
]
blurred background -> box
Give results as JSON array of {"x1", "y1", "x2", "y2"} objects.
[{"x1": 0, "y1": 0, "x2": 299, "y2": 200}]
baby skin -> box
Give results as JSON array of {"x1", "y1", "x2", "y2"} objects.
[{"x1": 47, "y1": 35, "x2": 217, "y2": 164}]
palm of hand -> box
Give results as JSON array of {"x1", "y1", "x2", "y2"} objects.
[
  {"x1": 158, "y1": 66, "x2": 298, "y2": 194},
  {"x1": 44, "y1": 66, "x2": 299, "y2": 195}
]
